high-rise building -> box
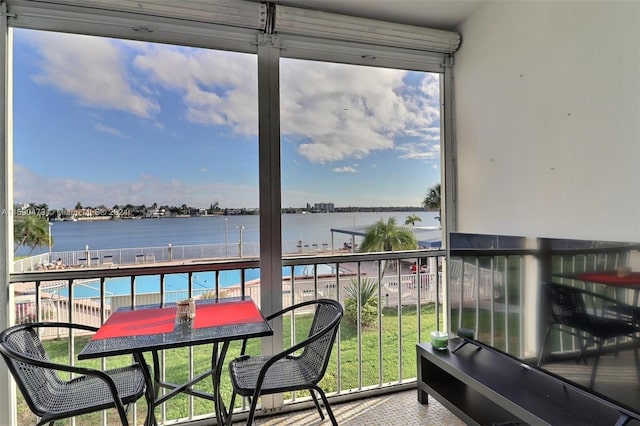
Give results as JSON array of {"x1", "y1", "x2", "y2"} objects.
[{"x1": 313, "y1": 203, "x2": 335, "y2": 212}]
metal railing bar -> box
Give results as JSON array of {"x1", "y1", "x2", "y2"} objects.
[
  {"x1": 335, "y1": 260, "x2": 343, "y2": 394},
  {"x1": 377, "y1": 259, "x2": 383, "y2": 387},
  {"x1": 396, "y1": 259, "x2": 403, "y2": 382},
  {"x1": 502, "y1": 256, "x2": 508, "y2": 352},
  {"x1": 356, "y1": 262, "x2": 363, "y2": 390}
]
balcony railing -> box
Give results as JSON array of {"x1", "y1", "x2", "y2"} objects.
[
  {"x1": 8, "y1": 248, "x2": 445, "y2": 425},
  {"x1": 12, "y1": 242, "x2": 634, "y2": 424}
]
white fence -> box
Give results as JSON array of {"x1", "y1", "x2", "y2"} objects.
[
  {"x1": 14, "y1": 296, "x2": 107, "y2": 338},
  {"x1": 447, "y1": 258, "x2": 503, "y2": 306},
  {"x1": 13, "y1": 240, "x2": 337, "y2": 272},
  {"x1": 16, "y1": 271, "x2": 444, "y2": 335},
  {"x1": 103, "y1": 272, "x2": 443, "y2": 313}
]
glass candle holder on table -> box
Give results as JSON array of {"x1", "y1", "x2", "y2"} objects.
[
  {"x1": 176, "y1": 298, "x2": 196, "y2": 324},
  {"x1": 430, "y1": 330, "x2": 449, "y2": 351}
]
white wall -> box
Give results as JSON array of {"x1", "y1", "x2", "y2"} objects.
[{"x1": 453, "y1": 1, "x2": 640, "y2": 241}]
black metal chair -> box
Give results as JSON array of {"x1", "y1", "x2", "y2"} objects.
[
  {"x1": 537, "y1": 283, "x2": 640, "y2": 388},
  {"x1": 228, "y1": 299, "x2": 343, "y2": 425},
  {"x1": 0, "y1": 322, "x2": 146, "y2": 426}
]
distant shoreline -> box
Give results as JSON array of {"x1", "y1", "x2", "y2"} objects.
[
  {"x1": 18, "y1": 211, "x2": 441, "y2": 256},
  {"x1": 63, "y1": 207, "x2": 434, "y2": 222}
]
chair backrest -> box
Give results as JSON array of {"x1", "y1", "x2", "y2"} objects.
[
  {"x1": 297, "y1": 299, "x2": 343, "y2": 384},
  {"x1": 0, "y1": 324, "x2": 64, "y2": 416},
  {"x1": 545, "y1": 283, "x2": 591, "y2": 329}
]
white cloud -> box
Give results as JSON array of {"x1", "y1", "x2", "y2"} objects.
[
  {"x1": 95, "y1": 124, "x2": 126, "y2": 137},
  {"x1": 332, "y1": 166, "x2": 357, "y2": 173},
  {"x1": 26, "y1": 33, "x2": 258, "y2": 133},
  {"x1": 27, "y1": 32, "x2": 158, "y2": 117},
  {"x1": 133, "y1": 46, "x2": 258, "y2": 134},
  {"x1": 421, "y1": 73, "x2": 440, "y2": 98},
  {"x1": 422, "y1": 126, "x2": 442, "y2": 141},
  {"x1": 396, "y1": 142, "x2": 440, "y2": 161},
  {"x1": 25, "y1": 34, "x2": 439, "y2": 165},
  {"x1": 280, "y1": 59, "x2": 440, "y2": 164},
  {"x1": 298, "y1": 127, "x2": 391, "y2": 163},
  {"x1": 14, "y1": 165, "x2": 257, "y2": 209}
]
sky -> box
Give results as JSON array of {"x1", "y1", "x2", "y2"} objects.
[{"x1": 13, "y1": 29, "x2": 441, "y2": 210}]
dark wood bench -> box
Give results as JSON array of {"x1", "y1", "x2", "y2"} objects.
[{"x1": 417, "y1": 338, "x2": 640, "y2": 426}]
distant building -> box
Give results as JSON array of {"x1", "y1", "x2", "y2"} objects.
[{"x1": 314, "y1": 202, "x2": 335, "y2": 212}]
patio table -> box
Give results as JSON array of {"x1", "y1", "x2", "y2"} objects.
[
  {"x1": 78, "y1": 296, "x2": 272, "y2": 426},
  {"x1": 555, "y1": 271, "x2": 640, "y2": 304}
]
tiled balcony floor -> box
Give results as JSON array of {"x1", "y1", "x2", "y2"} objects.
[{"x1": 232, "y1": 389, "x2": 465, "y2": 425}]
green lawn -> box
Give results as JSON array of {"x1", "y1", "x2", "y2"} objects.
[{"x1": 16, "y1": 303, "x2": 441, "y2": 425}]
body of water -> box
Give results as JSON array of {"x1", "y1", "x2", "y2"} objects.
[
  {"x1": 35, "y1": 211, "x2": 439, "y2": 253},
  {"x1": 24, "y1": 211, "x2": 439, "y2": 297}
]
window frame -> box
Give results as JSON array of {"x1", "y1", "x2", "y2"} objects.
[{"x1": 0, "y1": 2, "x2": 457, "y2": 420}]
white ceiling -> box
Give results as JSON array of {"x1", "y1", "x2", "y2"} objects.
[{"x1": 271, "y1": 0, "x2": 485, "y2": 31}]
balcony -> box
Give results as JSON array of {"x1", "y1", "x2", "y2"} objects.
[
  {"x1": 8, "y1": 247, "x2": 449, "y2": 425},
  {"x1": 1, "y1": 0, "x2": 636, "y2": 425}
]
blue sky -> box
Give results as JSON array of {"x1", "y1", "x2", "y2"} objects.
[{"x1": 13, "y1": 29, "x2": 441, "y2": 210}]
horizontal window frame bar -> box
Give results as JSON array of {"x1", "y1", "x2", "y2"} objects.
[
  {"x1": 275, "y1": 4, "x2": 460, "y2": 54},
  {"x1": 276, "y1": 34, "x2": 449, "y2": 73},
  {"x1": 24, "y1": 0, "x2": 268, "y2": 30},
  {"x1": 7, "y1": 1, "x2": 261, "y2": 54}
]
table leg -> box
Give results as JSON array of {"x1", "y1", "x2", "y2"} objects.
[
  {"x1": 152, "y1": 350, "x2": 161, "y2": 401},
  {"x1": 135, "y1": 352, "x2": 158, "y2": 426},
  {"x1": 211, "y1": 341, "x2": 231, "y2": 425}
]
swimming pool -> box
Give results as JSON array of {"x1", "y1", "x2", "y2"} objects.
[{"x1": 60, "y1": 264, "x2": 340, "y2": 298}]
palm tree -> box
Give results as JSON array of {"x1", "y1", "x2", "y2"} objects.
[
  {"x1": 404, "y1": 214, "x2": 422, "y2": 226},
  {"x1": 14, "y1": 214, "x2": 51, "y2": 255},
  {"x1": 423, "y1": 183, "x2": 441, "y2": 223},
  {"x1": 360, "y1": 217, "x2": 418, "y2": 276},
  {"x1": 359, "y1": 217, "x2": 418, "y2": 252}
]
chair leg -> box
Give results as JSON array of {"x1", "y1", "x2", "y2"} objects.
[
  {"x1": 113, "y1": 397, "x2": 130, "y2": 426},
  {"x1": 577, "y1": 341, "x2": 589, "y2": 365},
  {"x1": 634, "y1": 343, "x2": 640, "y2": 383},
  {"x1": 309, "y1": 389, "x2": 326, "y2": 420},
  {"x1": 225, "y1": 391, "x2": 237, "y2": 426},
  {"x1": 246, "y1": 392, "x2": 261, "y2": 425},
  {"x1": 589, "y1": 343, "x2": 604, "y2": 389},
  {"x1": 312, "y1": 386, "x2": 337, "y2": 426},
  {"x1": 537, "y1": 324, "x2": 552, "y2": 367}
]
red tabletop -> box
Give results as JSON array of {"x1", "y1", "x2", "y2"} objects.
[
  {"x1": 574, "y1": 271, "x2": 640, "y2": 287},
  {"x1": 93, "y1": 300, "x2": 265, "y2": 340}
]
